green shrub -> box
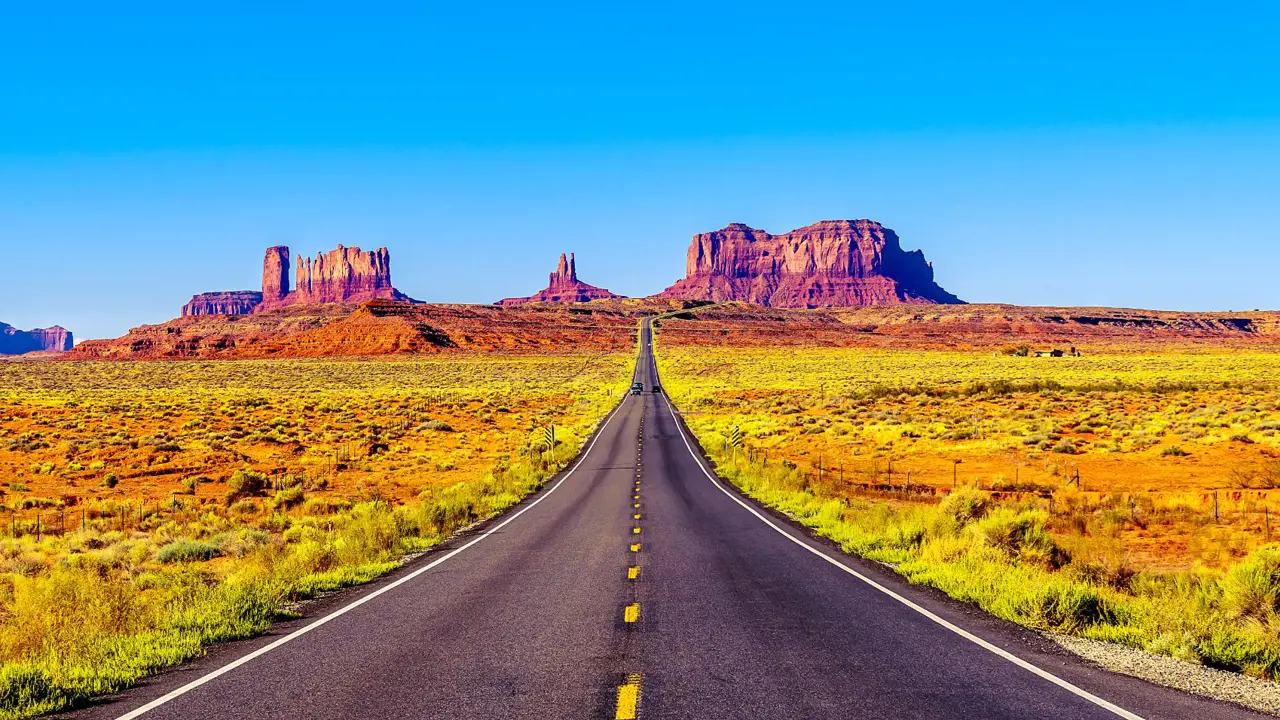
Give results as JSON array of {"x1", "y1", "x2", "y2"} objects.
[
  {"x1": 940, "y1": 488, "x2": 989, "y2": 524},
  {"x1": 227, "y1": 470, "x2": 267, "y2": 497},
  {"x1": 1222, "y1": 544, "x2": 1280, "y2": 623},
  {"x1": 974, "y1": 508, "x2": 1064, "y2": 567},
  {"x1": 157, "y1": 541, "x2": 220, "y2": 564}
]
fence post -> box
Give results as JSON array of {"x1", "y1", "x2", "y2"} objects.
[
  {"x1": 1267, "y1": 507, "x2": 1271, "y2": 541},
  {"x1": 1214, "y1": 491, "x2": 1219, "y2": 523}
]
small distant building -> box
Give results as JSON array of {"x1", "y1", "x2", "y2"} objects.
[{"x1": 1034, "y1": 349, "x2": 1066, "y2": 358}]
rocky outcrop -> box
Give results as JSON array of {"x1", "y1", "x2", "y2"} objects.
[
  {"x1": 181, "y1": 244, "x2": 412, "y2": 316},
  {"x1": 497, "y1": 253, "x2": 625, "y2": 305},
  {"x1": 284, "y1": 245, "x2": 404, "y2": 308},
  {"x1": 656, "y1": 220, "x2": 961, "y2": 308},
  {"x1": 0, "y1": 322, "x2": 73, "y2": 355},
  {"x1": 262, "y1": 246, "x2": 290, "y2": 303},
  {"x1": 182, "y1": 291, "x2": 264, "y2": 317}
]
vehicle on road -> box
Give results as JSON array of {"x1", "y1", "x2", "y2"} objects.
[
  {"x1": 652, "y1": 384, "x2": 662, "y2": 394},
  {"x1": 630, "y1": 382, "x2": 643, "y2": 395}
]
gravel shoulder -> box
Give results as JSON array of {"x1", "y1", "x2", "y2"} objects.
[{"x1": 1051, "y1": 633, "x2": 1280, "y2": 717}]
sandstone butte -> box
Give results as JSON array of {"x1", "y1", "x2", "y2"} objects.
[
  {"x1": 656, "y1": 219, "x2": 962, "y2": 308},
  {"x1": 497, "y1": 252, "x2": 624, "y2": 305},
  {"x1": 182, "y1": 244, "x2": 410, "y2": 316},
  {"x1": 0, "y1": 322, "x2": 73, "y2": 355}
]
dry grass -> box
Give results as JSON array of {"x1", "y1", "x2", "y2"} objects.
[
  {"x1": 0, "y1": 354, "x2": 632, "y2": 719},
  {"x1": 655, "y1": 338, "x2": 1280, "y2": 680}
]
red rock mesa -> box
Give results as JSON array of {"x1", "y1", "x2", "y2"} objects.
[
  {"x1": 182, "y1": 244, "x2": 410, "y2": 316},
  {"x1": 656, "y1": 220, "x2": 961, "y2": 307}
]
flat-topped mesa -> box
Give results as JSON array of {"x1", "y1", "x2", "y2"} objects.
[
  {"x1": 182, "y1": 291, "x2": 263, "y2": 317},
  {"x1": 655, "y1": 219, "x2": 962, "y2": 307},
  {"x1": 0, "y1": 322, "x2": 73, "y2": 355},
  {"x1": 497, "y1": 252, "x2": 625, "y2": 305}
]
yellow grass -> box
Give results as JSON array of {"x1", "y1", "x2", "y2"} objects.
[
  {"x1": 655, "y1": 339, "x2": 1280, "y2": 681},
  {"x1": 0, "y1": 354, "x2": 631, "y2": 718}
]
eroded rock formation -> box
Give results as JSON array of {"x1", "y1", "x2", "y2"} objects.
[
  {"x1": 262, "y1": 246, "x2": 290, "y2": 303},
  {"x1": 497, "y1": 253, "x2": 624, "y2": 305},
  {"x1": 656, "y1": 220, "x2": 961, "y2": 307},
  {"x1": 180, "y1": 244, "x2": 411, "y2": 316},
  {"x1": 182, "y1": 291, "x2": 264, "y2": 317},
  {"x1": 0, "y1": 322, "x2": 73, "y2": 355},
  {"x1": 284, "y1": 245, "x2": 403, "y2": 308}
]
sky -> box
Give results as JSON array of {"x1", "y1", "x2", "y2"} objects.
[{"x1": 2, "y1": 2, "x2": 1279, "y2": 341}]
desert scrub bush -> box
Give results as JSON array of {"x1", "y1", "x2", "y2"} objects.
[
  {"x1": 157, "y1": 540, "x2": 220, "y2": 564},
  {"x1": 227, "y1": 469, "x2": 268, "y2": 498},
  {"x1": 939, "y1": 487, "x2": 988, "y2": 524},
  {"x1": 973, "y1": 507, "x2": 1065, "y2": 568}
]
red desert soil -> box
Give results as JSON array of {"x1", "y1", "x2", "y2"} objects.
[{"x1": 59, "y1": 300, "x2": 1280, "y2": 361}]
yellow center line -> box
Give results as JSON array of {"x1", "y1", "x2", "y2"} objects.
[
  {"x1": 627, "y1": 566, "x2": 640, "y2": 580},
  {"x1": 624, "y1": 603, "x2": 640, "y2": 623},
  {"x1": 633, "y1": 513, "x2": 642, "y2": 520},
  {"x1": 632, "y1": 526, "x2": 641, "y2": 534},
  {"x1": 630, "y1": 543, "x2": 641, "y2": 552},
  {"x1": 615, "y1": 673, "x2": 641, "y2": 720},
  {"x1": 633, "y1": 503, "x2": 640, "y2": 508}
]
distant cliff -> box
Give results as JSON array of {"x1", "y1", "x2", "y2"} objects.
[
  {"x1": 0, "y1": 322, "x2": 73, "y2": 355},
  {"x1": 182, "y1": 291, "x2": 263, "y2": 317},
  {"x1": 498, "y1": 253, "x2": 624, "y2": 305},
  {"x1": 656, "y1": 220, "x2": 961, "y2": 307}
]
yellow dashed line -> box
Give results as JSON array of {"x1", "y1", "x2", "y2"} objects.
[
  {"x1": 630, "y1": 543, "x2": 641, "y2": 552},
  {"x1": 624, "y1": 603, "x2": 640, "y2": 623},
  {"x1": 633, "y1": 503, "x2": 640, "y2": 509},
  {"x1": 628, "y1": 566, "x2": 640, "y2": 580},
  {"x1": 632, "y1": 526, "x2": 642, "y2": 535},
  {"x1": 633, "y1": 513, "x2": 641, "y2": 520}
]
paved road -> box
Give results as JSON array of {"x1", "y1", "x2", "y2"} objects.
[{"x1": 69, "y1": 321, "x2": 1268, "y2": 719}]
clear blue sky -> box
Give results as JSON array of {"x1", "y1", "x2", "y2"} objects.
[{"x1": 2, "y1": 2, "x2": 1279, "y2": 340}]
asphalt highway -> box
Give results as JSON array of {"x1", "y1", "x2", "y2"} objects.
[{"x1": 67, "y1": 321, "x2": 1269, "y2": 720}]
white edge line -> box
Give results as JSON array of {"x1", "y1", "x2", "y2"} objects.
[
  {"x1": 652, "y1": 356, "x2": 1145, "y2": 720},
  {"x1": 114, "y1": 395, "x2": 632, "y2": 720}
]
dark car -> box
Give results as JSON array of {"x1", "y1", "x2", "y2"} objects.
[
  {"x1": 652, "y1": 385, "x2": 662, "y2": 394},
  {"x1": 630, "y1": 382, "x2": 644, "y2": 395}
]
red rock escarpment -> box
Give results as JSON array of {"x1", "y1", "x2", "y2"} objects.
[
  {"x1": 0, "y1": 322, "x2": 73, "y2": 354},
  {"x1": 656, "y1": 220, "x2": 961, "y2": 307},
  {"x1": 182, "y1": 291, "x2": 264, "y2": 317},
  {"x1": 497, "y1": 253, "x2": 625, "y2": 305}
]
